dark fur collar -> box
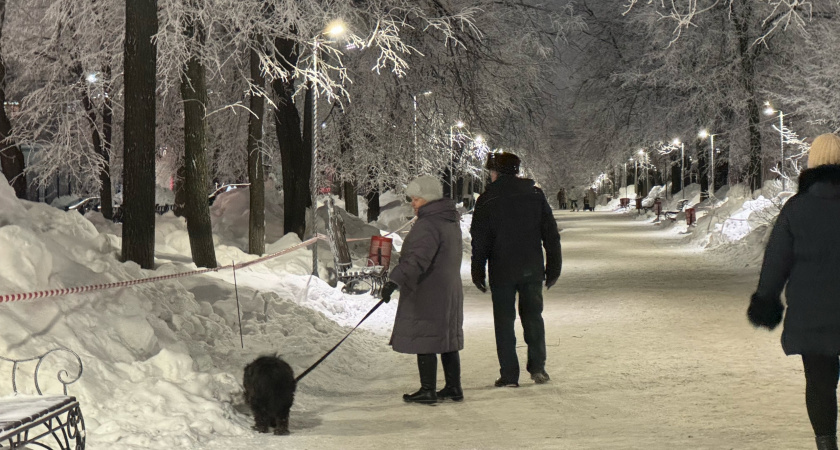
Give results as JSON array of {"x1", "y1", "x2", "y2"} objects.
[{"x1": 798, "y1": 164, "x2": 840, "y2": 194}]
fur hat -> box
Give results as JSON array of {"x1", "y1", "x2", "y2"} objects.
[
  {"x1": 405, "y1": 175, "x2": 443, "y2": 202},
  {"x1": 808, "y1": 133, "x2": 840, "y2": 168},
  {"x1": 485, "y1": 152, "x2": 521, "y2": 175}
]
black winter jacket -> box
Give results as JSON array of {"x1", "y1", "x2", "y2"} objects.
[
  {"x1": 750, "y1": 164, "x2": 840, "y2": 355},
  {"x1": 470, "y1": 175, "x2": 561, "y2": 286}
]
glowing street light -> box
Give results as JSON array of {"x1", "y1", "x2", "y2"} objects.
[{"x1": 324, "y1": 20, "x2": 347, "y2": 38}]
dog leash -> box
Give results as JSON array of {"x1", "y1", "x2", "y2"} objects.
[{"x1": 294, "y1": 299, "x2": 385, "y2": 382}]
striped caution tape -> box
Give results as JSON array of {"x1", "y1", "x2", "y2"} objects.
[{"x1": 0, "y1": 236, "x2": 325, "y2": 304}]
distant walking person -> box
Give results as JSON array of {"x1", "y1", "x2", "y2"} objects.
[
  {"x1": 380, "y1": 175, "x2": 465, "y2": 404},
  {"x1": 470, "y1": 152, "x2": 562, "y2": 387},
  {"x1": 586, "y1": 188, "x2": 597, "y2": 211},
  {"x1": 568, "y1": 186, "x2": 579, "y2": 212},
  {"x1": 557, "y1": 188, "x2": 566, "y2": 210},
  {"x1": 748, "y1": 133, "x2": 840, "y2": 450}
]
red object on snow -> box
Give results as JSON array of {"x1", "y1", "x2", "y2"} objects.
[
  {"x1": 654, "y1": 199, "x2": 663, "y2": 221},
  {"x1": 686, "y1": 207, "x2": 696, "y2": 226},
  {"x1": 620, "y1": 198, "x2": 630, "y2": 208},
  {"x1": 635, "y1": 198, "x2": 643, "y2": 210},
  {"x1": 368, "y1": 236, "x2": 393, "y2": 269}
]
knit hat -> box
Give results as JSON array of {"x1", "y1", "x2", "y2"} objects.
[
  {"x1": 485, "y1": 152, "x2": 521, "y2": 175},
  {"x1": 405, "y1": 175, "x2": 443, "y2": 202},
  {"x1": 808, "y1": 133, "x2": 840, "y2": 168}
]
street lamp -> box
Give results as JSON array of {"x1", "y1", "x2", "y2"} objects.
[
  {"x1": 764, "y1": 102, "x2": 786, "y2": 190},
  {"x1": 673, "y1": 138, "x2": 685, "y2": 199},
  {"x1": 309, "y1": 19, "x2": 348, "y2": 277},
  {"x1": 698, "y1": 129, "x2": 716, "y2": 198}
]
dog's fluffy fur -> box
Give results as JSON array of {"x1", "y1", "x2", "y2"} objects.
[{"x1": 243, "y1": 354, "x2": 297, "y2": 435}]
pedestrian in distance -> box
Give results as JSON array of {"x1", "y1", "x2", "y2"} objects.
[
  {"x1": 470, "y1": 152, "x2": 562, "y2": 387},
  {"x1": 380, "y1": 175, "x2": 465, "y2": 404},
  {"x1": 748, "y1": 133, "x2": 840, "y2": 450},
  {"x1": 557, "y1": 188, "x2": 567, "y2": 210},
  {"x1": 568, "y1": 186, "x2": 579, "y2": 212},
  {"x1": 586, "y1": 187, "x2": 597, "y2": 212}
]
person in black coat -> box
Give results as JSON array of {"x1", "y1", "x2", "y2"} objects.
[
  {"x1": 748, "y1": 133, "x2": 840, "y2": 450},
  {"x1": 470, "y1": 152, "x2": 562, "y2": 387}
]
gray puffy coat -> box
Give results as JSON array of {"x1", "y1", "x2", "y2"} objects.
[
  {"x1": 388, "y1": 199, "x2": 464, "y2": 354},
  {"x1": 750, "y1": 165, "x2": 840, "y2": 355}
]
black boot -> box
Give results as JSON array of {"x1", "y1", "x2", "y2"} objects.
[
  {"x1": 816, "y1": 435, "x2": 839, "y2": 450},
  {"x1": 404, "y1": 354, "x2": 437, "y2": 404},
  {"x1": 437, "y1": 351, "x2": 463, "y2": 401}
]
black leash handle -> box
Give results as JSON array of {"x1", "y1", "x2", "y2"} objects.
[{"x1": 295, "y1": 299, "x2": 385, "y2": 382}]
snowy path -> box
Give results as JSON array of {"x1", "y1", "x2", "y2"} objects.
[{"x1": 206, "y1": 211, "x2": 812, "y2": 450}]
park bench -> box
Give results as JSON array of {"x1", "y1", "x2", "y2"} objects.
[
  {"x1": 0, "y1": 348, "x2": 85, "y2": 449},
  {"x1": 660, "y1": 198, "x2": 691, "y2": 222},
  {"x1": 325, "y1": 199, "x2": 390, "y2": 297}
]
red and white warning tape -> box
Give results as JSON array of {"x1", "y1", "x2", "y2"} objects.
[{"x1": 0, "y1": 236, "x2": 325, "y2": 304}]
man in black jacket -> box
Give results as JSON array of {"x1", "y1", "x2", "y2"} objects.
[{"x1": 470, "y1": 152, "x2": 562, "y2": 387}]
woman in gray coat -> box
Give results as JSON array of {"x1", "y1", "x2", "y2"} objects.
[
  {"x1": 380, "y1": 175, "x2": 465, "y2": 404},
  {"x1": 749, "y1": 133, "x2": 840, "y2": 450}
]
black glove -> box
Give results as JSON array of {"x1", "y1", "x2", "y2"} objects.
[
  {"x1": 380, "y1": 281, "x2": 399, "y2": 303},
  {"x1": 545, "y1": 266, "x2": 560, "y2": 290},
  {"x1": 747, "y1": 293, "x2": 784, "y2": 330},
  {"x1": 472, "y1": 267, "x2": 487, "y2": 293}
]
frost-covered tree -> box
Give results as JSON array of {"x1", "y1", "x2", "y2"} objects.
[{"x1": 0, "y1": 0, "x2": 24, "y2": 198}]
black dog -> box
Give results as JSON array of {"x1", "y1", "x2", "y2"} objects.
[{"x1": 243, "y1": 354, "x2": 297, "y2": 435}]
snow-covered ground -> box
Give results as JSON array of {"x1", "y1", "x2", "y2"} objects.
[{"x1": 0, "y1": 176, "x2": 815, "y2": 449}]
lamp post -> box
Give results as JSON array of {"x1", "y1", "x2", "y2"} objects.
[
  {"x1": 764, "y1": 102, "x2": 785, "y2": 190},
  {"x1": 309, "y1": 19, "x2": 347, "y2": 277},
  {"x1": 672, "y1": 138, "x2": 685, "y2": 199},
  {"x1": 698, "y1": 129, "x2": 716, "y2": 198}
]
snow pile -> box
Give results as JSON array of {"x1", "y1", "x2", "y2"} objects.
[
  {"x1": 209, "y1": 181, "x2": 285, "y2": 251},
  {"x1": 0, "y1": 174, "x2": 398, "y2": 449}
]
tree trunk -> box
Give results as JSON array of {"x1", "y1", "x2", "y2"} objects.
[
  {"x1": 179, "y1": 8, "x2": 217, "y2": 269},
  {"x1": 731, "y1": 0, "x2": 763, "y2": 191},
  {"x1": 100, "y1": 65, "x2": 114, "y2": 220},
  {"x1": 271, "y1": 37, "x2": 309, "y2": 239},
  {"x1": 173, "y1": 164, "x2": 186, "y2": 217},
  {"x1": 122, "y1": 0, "x2": 158, "y2": 269},
  {"x1": 343, "y1": 182, "x2": 358, "y2": 216},
  {"x1": 338, "y1": 107, "x2": 358, "y2": 216},
  {"x1": 0, "y1": 0, "x2": 24, "y2": 198},
  {"x1": 670, "y1": 156, "x2": 680, "y2": 197},
  {"x1": 365, "y1": 189, "x2": 380, "y2": 223},
  {"x1": 247, "y1": 44, "x2": 265, "y2": 255}
]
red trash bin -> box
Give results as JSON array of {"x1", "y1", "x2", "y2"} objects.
[
  {"x1": 685, "y1": 207, "x2": 696, "y2": 226},
  {"x1": 620, "y1": 198, "x2": 630, "y2": 208},
  {"x1": 368, "y1": 236, "x2": 393, "y2": 269},
  {"x1": 635, "y1": 198, "x2": 643, "y2": 210}
]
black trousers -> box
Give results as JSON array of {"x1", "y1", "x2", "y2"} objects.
[
  {"x1": 417, "y1": 352, "x2": 460, "y2": 388},
  {"x1": 491, "y1": 281, "x2": 546, "y2": 382},
  {"x1": 802, "y1": 354, "x2": 840, "y2": 436}
]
